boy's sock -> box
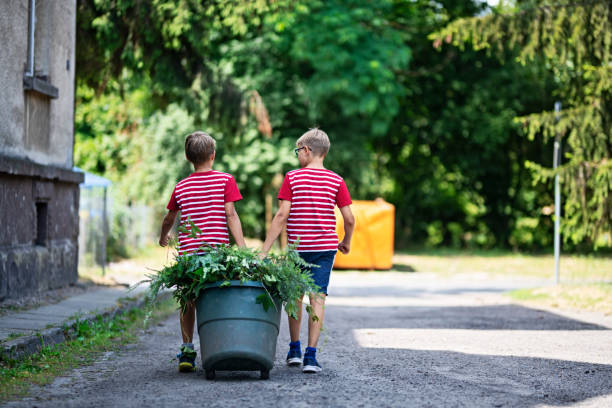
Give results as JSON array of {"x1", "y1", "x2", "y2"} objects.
[
  {"x1": 286, "y1": 340, "x2": 302, "y2": 366},
  {"x1": 303, "y1": 347, "x2": 321, "y2": 373}
]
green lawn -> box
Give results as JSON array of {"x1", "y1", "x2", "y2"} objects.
[
  {"x1": 394, "y1": 249, "x2": 612, "y2": 314},
  {"x1": 393, "y1": 249, "x2": 612, "y2": 282},
  {"x1": 506, "y1": 284, "x2": 612, "y2": 315}
]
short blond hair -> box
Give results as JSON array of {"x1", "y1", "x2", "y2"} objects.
[
  {"x1": 185, "y1": 131, "x2": 215, "y2": 165},
  {"x1": 296, "y1": 128, "x2": 330, "y2": 157}
]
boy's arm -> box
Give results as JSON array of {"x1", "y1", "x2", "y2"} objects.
[
  {"x1": 338, "y1": 205, "x2": 355, "y2": 254},
  {"x1": 225, "y1": 202, "x2": 246, "y2": 247},
  {"x1": 159, "y1": 210, "x2": 179, "y2": 246},
  {"x1": 261, "y1": 199, "x2": 292, "y2": 254}
]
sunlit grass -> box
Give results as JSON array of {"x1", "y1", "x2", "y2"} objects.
[
  {"x1": 393, "y1": 248, "x2": 612, "y2": 314},
  {"x1": 393, "y1": 249, "x2": 612, "y2": 282},
  {"x1": 507, "y1": 284, "x2": 612, "y2": 315}
]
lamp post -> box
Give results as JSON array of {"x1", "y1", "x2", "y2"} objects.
[{"x1": 553, "y1": 101, "x2": 561, "y2": 285}]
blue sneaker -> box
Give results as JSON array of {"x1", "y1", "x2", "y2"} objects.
[
  {"x1": 177, "y1": 344, "x2": 197, "y2": 372},
  {"x1": 302, "y1": 355, "x2": 322, "y2": 373},
  {"x1": 286, "y1": 348, "x2": 302, "y2": 366}
]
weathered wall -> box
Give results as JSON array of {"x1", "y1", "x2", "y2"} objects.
[
  {"x1": 46, "y1": 0, "x2": 77, "y2": 168},
  {"x1": 0, "y1": 159, "x2": 82, "y2": 301},
  {"x1": 0, "y1": 1, "x2": 28, "y2": 158},
  {"x1": 0, "y1": 1, "x2": 82, "y2": 301},
  {"x1": 0, "y1": 0, "x2": 76, "y2": 168}
]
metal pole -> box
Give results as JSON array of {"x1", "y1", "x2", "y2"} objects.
[
  {"x1": 26, "y1": 0, "x2": 36, "y2": 77},
  {"x1": 554, "y1": 102, "x2": 561, "y2": 284},
  {"x1": 102, "y1": 187, "x2": 108, "y2": 276}
]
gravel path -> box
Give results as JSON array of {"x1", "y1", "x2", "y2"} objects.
[{"x1": 7, "y1": 272, "x2": 612, "y2": 407}]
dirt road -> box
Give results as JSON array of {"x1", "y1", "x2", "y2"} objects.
[{"x1": 7, "y1": 272, "x2": 612, "y2": 407}]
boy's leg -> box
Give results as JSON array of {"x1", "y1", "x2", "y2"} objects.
[
  {"x1": 302, "y1": 250, "x2": 335, "y2": 373},
  {"x1": 286, "y1": 295, "x2": 304, "y2": 366},
  {"x1": 180, "y1": 302, "x2": 195, "y2": 343},
  {"x1": 178, "y1": 302, "x2": 197, "y2": 372},
  {"x1": 307, "y1": 293, "x2": 326, "y2": 348},
  {"x1": 288, "y1": 295, "x2": 304, "y2": 342}
]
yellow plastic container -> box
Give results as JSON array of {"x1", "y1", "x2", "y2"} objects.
[{"x1": 334, "y1": 199, "x2": 395, "y2": 270}]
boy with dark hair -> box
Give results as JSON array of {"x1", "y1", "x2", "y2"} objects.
[
  {"x1": 159, "y1": 130, "x2": 246, "y2": 372},
  {"x1": 262, "y1": 127, "x2": 355, "y2": 373}
]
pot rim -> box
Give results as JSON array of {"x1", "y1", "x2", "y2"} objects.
[{"x1": 203, "y1": 280, "x2": 265, "y2": 290}]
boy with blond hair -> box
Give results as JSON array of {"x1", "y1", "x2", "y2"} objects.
[
  {"x1": 262, "y1": 127, "x2": 355, "y2": 373},
  {"x1": 159, "y1": 130, "x2": 246, "y2": 372}
]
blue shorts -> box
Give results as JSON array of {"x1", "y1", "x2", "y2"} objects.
[{"x1": 298, "y1": 251, "x2": 337, "y2": 295}]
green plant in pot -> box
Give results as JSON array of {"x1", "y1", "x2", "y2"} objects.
[
  {"x1": 144, "y1": 220, "x2": 321, "y2": 319},
  {"x1": 143, "y1": 220, "x2": 321, "y2": 379}
]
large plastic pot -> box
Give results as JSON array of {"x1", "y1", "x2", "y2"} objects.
[{"x1": 196, "y1": 280, "x2": 281, "y2": 380}]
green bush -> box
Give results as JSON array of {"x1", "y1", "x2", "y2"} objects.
[
  {"x1": 425, "y1": 221, "x2": 444, "y2": 248},
  {"x1": 509, "y1": 216, "x2": 552, "y2": 250},
  {"x1": 447, "y1": 222, "x2": 463, "y2": 249}
]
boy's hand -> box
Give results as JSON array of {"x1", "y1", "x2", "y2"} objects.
[
  {"x1": 258, "y1": 251, "x2": 268, "y2": 260},
  {"x1": 338, "y1": 240, "x2": 350, "y2": 254},
  {"x1": 159, "y1": 210, "x2": 178, "y2": 248},
  {"x1": 159, "y1": 235, "x2": 169, "y2": 247}
]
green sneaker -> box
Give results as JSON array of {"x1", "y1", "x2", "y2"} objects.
[{"x1": 177, "y1": 344, "x2": 197, "y2": 372}]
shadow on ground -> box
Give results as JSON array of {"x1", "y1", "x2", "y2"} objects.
[
  {"x1": 391, "y1": 264, "x2": 417, "y2": 272},
  {"x1": 331, "y1": 285, "x2": 542, "y2": 298},
  {"x1": 329, "y1": 303, "x2": 607, "y2": 330},
  {"x1": 346, "y1": 347, "x2": 612, "y2": 407},
  {"x1": 334, "y1": 264, "x2": 417, "y2": 273},
  {"x1": 330, "y1": 301, "x2": 612, "y2": 406}
]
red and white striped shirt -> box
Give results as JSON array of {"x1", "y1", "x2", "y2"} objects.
[
  {"x1": 167, "y1": 170, "x2": 242, "y2": 255},
  {"x1": 278, "y1": 168, "x2": 352, "y2": 252}
]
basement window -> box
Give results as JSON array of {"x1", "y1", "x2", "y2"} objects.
[{"x1": 35, "y1": 202, "x2": 48, "y2": 246}]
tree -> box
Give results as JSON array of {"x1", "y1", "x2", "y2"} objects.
[
  {"x1": 75, "y1": 0, "x2": 298, "y2": 239},
  {"x1": 432, "y1": 0, "x2": 612, "y2": 246},
  {"x1": 75, "y1": 0, "x2": 578, "y2": 250}
]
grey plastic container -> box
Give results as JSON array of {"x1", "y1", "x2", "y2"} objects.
[{"x1": 196, "y1": 280, "x2": 281, "y2": 380}]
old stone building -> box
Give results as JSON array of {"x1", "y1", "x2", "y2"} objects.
[{"x1": 0, "y1": 1, "x2": 83, "y2": 301}]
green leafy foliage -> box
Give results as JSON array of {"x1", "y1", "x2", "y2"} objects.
[
  {"x1": 75, "y1": 0, "x2": 609, "y2": 252},
  {"x1": 432, "y1": 0, "x2": 612, "y2": 246},
  {"x1": 144, "y1": 243, "x2": 319, "y2": 320}
]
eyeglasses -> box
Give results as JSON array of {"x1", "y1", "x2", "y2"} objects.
[{"x1": 294, "y1": 146, "x2": 307, "y2": 157}]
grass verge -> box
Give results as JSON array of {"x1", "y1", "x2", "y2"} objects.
[
  {"x1": 0, "y1": 298, "x2": 176, "y2": 402},
  {"x1": 393, "y1": 249, "x2": 611, "y2": 314},
  {"x1": 393, "y1": 249, "x2": 612, "y2": 282},
  {"x1": 506, "y1": 283, "x2": 612, "y2": 315}
]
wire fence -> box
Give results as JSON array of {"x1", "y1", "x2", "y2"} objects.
[
  {"x1": 78, "y1": 186, "x2": 108, "y2": 269},
  {"x1": 78, "y1": 182, "x2": 156, "y2": 274}
]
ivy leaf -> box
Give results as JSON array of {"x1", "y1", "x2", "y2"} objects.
[
  {"x1": 263, "y1": 274, "x2": 277, "y2": 283},
  {"x1": 305, "y1": 305, "x2": 319, "y2": 322},
  {"x1": 255, "y1": 293, "x2": 273, "y2": 312},
  {"x1": 189, "y1": 219, "x2": 202, "y2": 234}
]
